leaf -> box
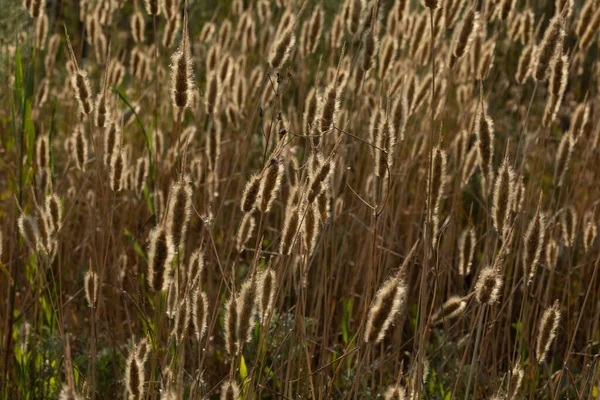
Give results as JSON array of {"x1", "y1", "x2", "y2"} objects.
[
  {"x1": 0, "y1": 261, "x2": 14, "y2": 286},
  {"x1": 14, "y1": 47, "x2": 23, "y2": 107},
  {"x1": 24, "y1": 100, "x2": 35, "y2": 167},
  {"x1": 111, "y1": 88, "x2": 150, "y2": 156},
  {"x1": 239, "y1": 354, "x2": 248, "y2": 381},
  {"x1": 124, "y1": 228, "x2": 149, "y2": 263},
  {"x1": 341, "y1": 297, "x2": 352, "y2": 345}
]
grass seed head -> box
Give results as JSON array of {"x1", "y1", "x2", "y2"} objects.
[
  {"x1": 536, "y1": 300, "x2": 561, "y2": 363},
  {"x1": 147, "y1": 226, "x2": 174, "y2": 292},
  {"x1": 475, "y1": 267, "x2": 503, "y2": 304}
]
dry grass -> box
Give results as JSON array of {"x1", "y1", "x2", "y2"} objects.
[{"x1": 1, "y1": 0, "x2": 600, "y2": 398}]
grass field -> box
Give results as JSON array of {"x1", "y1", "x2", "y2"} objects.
[{"x1": 1, "y1": 0, "x2": 600, "y2": 398}]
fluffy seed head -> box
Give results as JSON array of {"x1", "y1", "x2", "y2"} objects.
[
  {"x1": 143, "y1": 0, "x2": 161, "y2": 16},
  {"x1": 192, "y1": 289, "x2": 208, "y2": 341},
  {"x1": 431, "y1": 296, "x2": 467, "y2": 325},
  {"x1": 475, "y1": 102, "x2": 495, "y2": 188},
  {"x1": 224, "y1": 296, "x2": 238, "y2": 356},
  {"x1": 427, "y1": 146, "x2": 448, "y2": 216},
  {"x1": 319, "y1": 83, "x2": 340, "y2": 134},
  {"x1": 583, "y1": 212, "x2": 598, "y2": 252},
  {"x1": 257, "y1": 267, "x2": 276, "y2": 322},
  {"x1": 220, "y1": 380, "x2": 240, "y2": 400},
  {"x1": 236, "y1": 277, "x2": 257, "y2": 353},
  {"x1": 384, "y1": 385, "x2": 407, "y2": 400},
  {"x1": 236, "y1": 213, "x2": 256, "y2": 252},
  {"x1": 492, "y1": 154, "x2": 516, "y2": 239},
  {"x1": 162, "y1": 14, "x2": 180, "y2": 48},
  {"x1": 569, "y1": 103, "x2": 590, "y2": 142},
  {"x1": 73, "y1": 124, "x2": 88, "y2": 172},
  {"x1": 522, "y1": 196, "x2": 546, "y2": 285},
  {"x1": 147, "y1": 226, "x2": 174, "y2": 292},
  {"x1": 184, "y1": 249, "x2": 203, "y2": 291},
  {"x1": 125, "y1": 345, "x2": 144, "y2": 400},
  {"x1": 170, "y1": 10, "x2": 192, "y2": 109},
  {"x1": 204, "y1": 71, "x2": 221, "y2": 115},
  {"x1": 560, "y1": 206, "x2": 577, "y2": 247},
  {"x1": 45, "y1": 194, "x2": 63, "y2": 232},
  {"x1": 458, "y1": 227, "x2": 476, "y2": 276},
  {"x1": 241, "y1": 174, "x2": 262, "y2": 213},
  {"x1": 103, "y1": 121, "x2": 121, "y2": 165},
  {"x1": 308, "y1": 157, "x2": 335, "y2": 203},
  {"x1": 533, "y1": 16, "x2": 564, "y2": 82},
  {"x1": 135, "y1": 157, "x2": 148, "y2": 196},
  {"x1": 269, "y1": 28, "x2": 295, "y2": 70},
  {"x1": 579, "y1": 7, "x2": 600, "y2": 50},
  {"x1": 173, "y1": 298, "x2": 190, "y2": 342},
  {"x1": 475, "y1": 267, "x2": 503, "y2": 304},
  {"x1": 110, "y1": 152, "x2": 125, "y2": 191},
  {"x1": 553, "y1": 133, "x2": 574, "y2": 186},
  {"x1": 451, "y1": 8, "x2": 480, "y2": 68},
  {"x1": 35, "y1": 12, "x2": 48, "y2": 50},
  {"x1": 536, "y1": 300, "x2": 561, "y2": 363},
  {"x1": 131, "y1": 12, "x2": 145, "y2": 43},
  {"x1": 84, "y1": 269, "x2": 98, "y2": 307},
  {"x1": 19, "y1": 215, "x2": 40, "y2": 252},
  {"x1": 364, "y1": 276, "x2": 406, "y2": 343},
  {"x1": 166, "y1": 180, "x2": 193, "y2": 249},
  {"x1": 280, "y1": 205, "x2": 301, "y2": 255},
  {"x1": 259, "y1": 159, "x2": 284, "y2": 214},
  {"x1": 507, "y1": 364, "x2": 524, "y2": 400},
  {"x1": 515, "y1": 43, "x2": 536, "y2": 84}
]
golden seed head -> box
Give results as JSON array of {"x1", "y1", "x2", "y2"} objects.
[
  {"x1": 536, "y1": 300, "x2": 561, "y2": 363},
  {"x1": 475, "y1": 267, "x2": 503, "y2": 304}
]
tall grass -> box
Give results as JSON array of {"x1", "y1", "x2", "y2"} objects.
[{"x1": 1, "y1": 0, "x2": 600, "y2": 398}]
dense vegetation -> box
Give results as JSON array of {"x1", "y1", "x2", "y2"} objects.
[{"x1": 1, "y1": 0, "x2": 600, "y2": 398}]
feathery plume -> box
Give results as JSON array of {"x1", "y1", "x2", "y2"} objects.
[
  {"x1": 236, "y1": 277, "x2": 257, "y2": 353},
  {"x1": 241, "y1": 174, "x2": 262, "y2": 213},
  {"x1": 533, "y1": 15, "x2": 564, "y2": 82},
  {"x1": 144, "y1": 0, "x2": 161, "y2": 16},
  {"x1": 475, "y1": 102, "x2": 495, "y2": 189},
  {"x1": 522, "y1": 195, "x2": 546, "y2": 285},
  {"x1": 364, "y1": 275, "x2": 407, "y2": 343},
  {"x1": 18, "y1": 215, "x2": 40, "y2": 252},
  {"x1": 220, "y1": 380, "x2": 240, "y2": 400},
  {"x1": 507, "y1": 364, "x2": 524, "y2": 400},
  {"x1": 64, "y1": 26, "x2": 93, "y2": 115},
  {"x1": 560, "y1": 206, "x2": 577, "y2": 247},
  {"x1": 259, "y1": 159, "x2": 284, "y2": 214},
  {"x1": 553, "y1": 133, "x2": 574, "y2": 186},
  {"x1": 431, "y1": 296, "x2": 467, "y2": 325},
  {"x1": 583, "y1": 211, "x2": 597, "y2": 252},
  {"x1": 166, "y1": 180, "x2": 192, "y2": 249},
  {"x1": 192, "y1": 288, "x2": 208, "y2": 341},
  {"x1": 475, "y1": 267, "x2": 503, "y2": 304},
  {"x1": 257, "y1": 267, "x2": 276, "y2": 322},
  {"x1": 110, "y1": 151, "x2": 125, "y2": 191},
  {"x1": 147, "y1": 226, "x2": 174, "y2": 292},
  {"x1": 536, "y1": 300, "x2": 561, "y2": 363},
  {"x1": 125, "y1": 343, "x2": 144, "y2": 400},
  {"x1": 84, "y1": 269, "x2": 98, "y2": 307},
  {"x1": 450, "y1": 7, "x2": 480, "y2": 68},
  {"x1": 458, "y1": 227, "x2": 476, "y2": 276},
  {"x1": 492, "y1": 152, "x2": 516, "y2": 239},
  {"x1": 170, "y1": 10, "x2": 192, "y2": 109},
  {"x1": 515, "y1": 43, "x2": 535, "y2": 84},
  {"x1": 224, "y1": 295, "x2": 238, "y2": 356},
  {"x1": 364, "y1": 240, "x2": 418, "y2": 343},
  {"x1": 236, "y1": 213, "x2": 256, "y2": 252}
]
